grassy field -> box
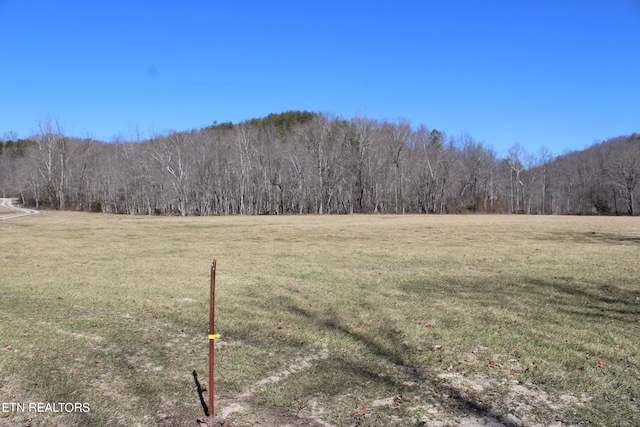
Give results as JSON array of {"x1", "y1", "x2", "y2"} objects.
[{"x1": 0, "y1": 212, "x2": 639, "y2": 426}]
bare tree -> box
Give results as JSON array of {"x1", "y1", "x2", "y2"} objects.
[
  {"x1": 536, "y1": 147, "x2": 553, "y2": 214},
  {"x1": 25, "y1": 119, "x2": 69, "y2": 209},
  {"x1": 607, "y1": 138, "x2": 639, "y2": 215},
  {"x1": 507, "y1": 144, "x2": 526, "y2": 213},
  {"x1": 4, "y1": 113, "x2": 637, "y2": 217}
]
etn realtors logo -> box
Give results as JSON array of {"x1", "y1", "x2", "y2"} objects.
[{"x1": 1, "y1": 402, "x2": 91, "y2": 413}]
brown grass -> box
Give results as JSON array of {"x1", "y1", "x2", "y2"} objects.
[{"x1": 0, "y1": 212, "x2": 638, "y2": 426}]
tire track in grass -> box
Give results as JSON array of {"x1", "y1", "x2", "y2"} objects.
[{"x1": 217, "y1": 350, "x2": 333, "y2": 426}]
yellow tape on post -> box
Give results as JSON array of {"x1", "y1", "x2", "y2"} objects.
[{"x1": 208, "y1": 334, "x2": 220, "y2": 340}]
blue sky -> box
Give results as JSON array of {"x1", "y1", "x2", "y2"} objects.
[{"x1": 1, "y1": 0, "x2": 639, "y2": 157}]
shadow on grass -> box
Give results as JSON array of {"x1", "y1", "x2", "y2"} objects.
[
  {"x1": 523, "y1": 277, "x2": 640, "y2": 321},
  {"x1": 398, "y1": 270, "x2": 638, "y2": 324},
  {"x1": 386, "y1": 273, "x2": 640, "y2": 423},
  {"x1": 287, "y1": 302, "x2": 407, "y2": 367},
  {"x1": 535, "y1": 230, "x2": 640, "y2": 245},
  {"x1": 282, "y1": 299, "x2": 526, "y2": 426}
]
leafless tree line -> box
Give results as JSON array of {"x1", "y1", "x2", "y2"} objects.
[{"x1": 1, "y1": 114, "x2": 638, "y2": 215}]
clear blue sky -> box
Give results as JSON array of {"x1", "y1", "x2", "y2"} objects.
[{"x1": 1, "y1": 0, "x2": 639, "y2": 157}]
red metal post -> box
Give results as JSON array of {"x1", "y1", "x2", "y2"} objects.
[{"x1": 208, "y1": 259, "x2": 217, "y2": 417}]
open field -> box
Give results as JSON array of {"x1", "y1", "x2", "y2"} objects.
[{"x1": 0, "y1": 212, "x2": 639, "y2": 426}]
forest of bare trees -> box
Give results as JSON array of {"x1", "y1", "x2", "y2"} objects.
[{"x1": 1, "y1": 112, "x2": 638, "y2": 216}]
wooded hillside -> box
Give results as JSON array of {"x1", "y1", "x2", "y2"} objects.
[{"x1": 1, "y1": 112, "x2": 638, "y2": 215}]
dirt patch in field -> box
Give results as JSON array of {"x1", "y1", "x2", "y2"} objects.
[
  {"x1": 214, "y1": 351, "x2": 333, "y2": 426},
  {"x1": 431, "y1": 372, "x2": 591, "y2": 426},
  {"x1": 207, "y1": 348, "x2": 592, "y2": 427}
]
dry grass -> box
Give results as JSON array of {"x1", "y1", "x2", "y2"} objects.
[
  {"x1": 0, "y1": 212, "x2": 639, "y2": 426},
  {"x1": 0, "y1": 205, "x2": 18, "y2": 215}
]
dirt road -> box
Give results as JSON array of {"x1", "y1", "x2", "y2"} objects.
[{"x1": 0, "y1": 198, "x2": 39, "y2": 220}]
